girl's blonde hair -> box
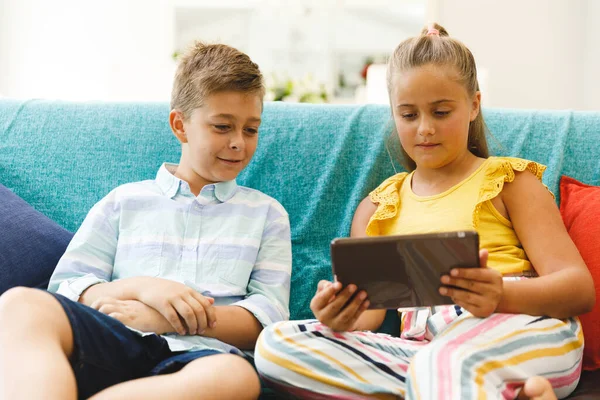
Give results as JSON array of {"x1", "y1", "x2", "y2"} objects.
[{"x1": 386, "y1": 23, "x2": 489, "y2": 171}]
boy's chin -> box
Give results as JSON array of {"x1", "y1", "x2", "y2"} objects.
[{"x1": 215, "y1": 170, "x2": 243, "y2": 182}]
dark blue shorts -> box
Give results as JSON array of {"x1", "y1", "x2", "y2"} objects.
[{"x1": 49, "y1": 292, "x2": 240, "y2": 399}]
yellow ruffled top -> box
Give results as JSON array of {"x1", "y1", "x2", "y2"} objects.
[{"x1": 366, "y1": 157, "x2": 550, "y2": 275}]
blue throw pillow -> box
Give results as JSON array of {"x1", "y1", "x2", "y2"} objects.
[{"x1": 0, "y1": 184, "x2": 73, "y2": 294}]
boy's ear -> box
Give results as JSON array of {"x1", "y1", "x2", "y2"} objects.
[
  {"x1": 470, "y1": 91, "x2": 481, "y2": 122},
  {"x1": 169, "y1": 110, "x2": 188, "y2": 144}
]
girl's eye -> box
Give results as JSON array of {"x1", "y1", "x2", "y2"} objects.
[
  {"x1": 245, "y1": 128, "x2": 258, "y2": 135},
  {"x1": 434, "y1": 111, "x2": 450, "y2": 117},
  {"x1": 401, "y1": 113, "x2": 417, "y2": 120}
]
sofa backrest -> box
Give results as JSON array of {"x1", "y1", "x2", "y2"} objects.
[{"x1": 1, "y1": 99, "x2": 599, "y2": 319}]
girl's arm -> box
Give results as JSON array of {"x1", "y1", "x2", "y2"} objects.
[
  {"x1": 497, "y1": 170, "x2": 595, "y2": 318},
  {"x1": 309, "y1": 197, "x2": 386, "y2": 332},
  {"x1": 348, "y1": 197, "x2": 387, "y2": 331}
]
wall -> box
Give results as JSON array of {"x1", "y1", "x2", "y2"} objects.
[
  {"x1": 1, "y1": 0, "x2": 597, "y2": 109},
  {"x1": 429, "y1": 0, "x2": 592, "y2": 110},
  {"x1": 583, "y1": 0, "x2": 600, "y2": 111},
  {"x1": 0, "y1": 0, "x2": 175, "y2": 101}
]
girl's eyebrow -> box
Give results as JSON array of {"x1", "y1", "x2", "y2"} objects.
[{"x1": 397, "y1": 99, "x2": 456, "y2": 108}]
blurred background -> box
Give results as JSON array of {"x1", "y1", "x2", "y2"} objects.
[{"x1": 0, "y1": 0, "x2": 598, "y2": 110}]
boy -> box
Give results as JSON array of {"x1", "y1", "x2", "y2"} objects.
[{"x1": 0, "y1": 42, "x2": 291, "y2": 400}]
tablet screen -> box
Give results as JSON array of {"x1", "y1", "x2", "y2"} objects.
[{"x1": 330, "y1": 231, "x2": 479, "y2": 309}]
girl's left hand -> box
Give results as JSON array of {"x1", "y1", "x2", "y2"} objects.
[{"x1": 439, "y1": 249, "x2": 503, "y2": 318}]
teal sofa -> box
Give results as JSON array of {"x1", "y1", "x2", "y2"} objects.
[{"x1": 0, "y1": 99, "x2": 599, "y2": 398}]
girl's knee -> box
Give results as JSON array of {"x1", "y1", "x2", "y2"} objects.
[{"x1": 408, "y1": 344, "x2": 453, "y2": 383}]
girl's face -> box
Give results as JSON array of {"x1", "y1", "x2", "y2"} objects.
[{"x1": 390, "y1": 64, "x2": 480, "y2": 170}]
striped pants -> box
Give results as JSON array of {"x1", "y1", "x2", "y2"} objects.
[{"x1": 255, "y1": 307, "x2": 583, "y2": 399}]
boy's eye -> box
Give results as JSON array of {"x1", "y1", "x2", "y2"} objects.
[
  {"x1": 434, "y1": 111, "x2": 450, "y2": 117},
  {"x1": 214, "y1": 125, "x2": 230, "y2": 132},
  {"x1": 245, "y1": 128, "x2": 259, "y2": 135},
  {"x1": 401, "y1": 113, "x2": 417, "y2": 119}
]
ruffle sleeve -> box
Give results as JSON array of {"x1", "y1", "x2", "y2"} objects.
[{"x1": 365, "y1": 172, "x2": 409, "y2": 236}]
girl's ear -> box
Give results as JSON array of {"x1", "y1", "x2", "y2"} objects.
[
  {"x1": 169, "y1": 110, "x2": 188, "y2": 144},
  {"x1": 470, "y1": 91, "x2": 481, "y2": 122}
]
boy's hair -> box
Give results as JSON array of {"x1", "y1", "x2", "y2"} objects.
[
  {"x1": 386, "y1": 23, "x2": 489, "y2": 171},
  {"x1": 171, "y1": 42, "x2": 265, "y2": 119}
]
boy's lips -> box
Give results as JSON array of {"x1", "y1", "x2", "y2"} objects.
[
  {"x1": 417, "y1": 143, "x2": 440, "y2": 148},
  {"x1": 217, "y1": 157, "x2": 243, "y2": 164}
]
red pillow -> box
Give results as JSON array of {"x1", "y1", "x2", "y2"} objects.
[{"x1": 560, "y1": 175, "x2": 600, "y2": 371}]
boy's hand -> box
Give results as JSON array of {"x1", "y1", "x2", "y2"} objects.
[
  {"x1": 136, "y1": 278, "x2": 216, "y2": 335},
  {"x1": 310, "y1": 280, "x2": 370, "y2": 332},
  {"x1": 439, "y1": 249, "x2": 503, "y2": 318},
  {"x1": 91, "y1": 297, "x2": 174, "y2": 334}
]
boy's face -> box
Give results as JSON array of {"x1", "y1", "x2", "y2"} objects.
[{"x1": 171, "y1": 91, "x2": 262, "y2": 187}]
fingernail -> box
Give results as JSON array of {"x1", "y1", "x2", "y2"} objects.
[
  {"x1": 358, "y1": 292, "x2": 366, "y2": 300},
  {"x1": 441, "y1": 276, "x2": 450, "y2": 284},
  {"x1": 450, "y1": 269, "x2": 458, "y2": 276},
  {"x1": 348, "y1": 285, "x2": 356, "y2": 293},
  {"x1": 211, "y1": 322, "x2": 217, "y2": 329},
  {"x1": 199, "y1": 329, "x2": 205, "y2": 335},
  {"x1": 440, "y1": 287, "x2": 448, "y2": 295}
]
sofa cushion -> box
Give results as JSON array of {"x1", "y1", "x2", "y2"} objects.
[
  {"x1": 559, "y1": 176, "x2": 600, "y2": 371},
  {"x1": 0, "y1": 183, "x2": 73, "y2": 294},
  {"x1": 2, "y1": 100, "x2": 600, "y2": 321}
]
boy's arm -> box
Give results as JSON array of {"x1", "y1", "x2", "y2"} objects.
[
  {"x1": 202, "y1": 205, "x2": 292, "y2": 349},
  {"x1": 48, "y1": 190, "x2": 119, "y2": 301}
]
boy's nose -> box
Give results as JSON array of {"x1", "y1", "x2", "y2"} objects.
[{"x1": 230, "y1": 134, "x2": 244, "y2": 151}]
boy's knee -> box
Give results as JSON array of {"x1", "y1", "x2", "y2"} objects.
[
  {"x1": 0, "y1": 287, "x2": 66, "y2": 329},
  {"x1": 220, "y1": 354, "x2": 260, "y2": 392},
  {"x1": 184, "y1": 354, "x2": 260, "y2": 399},
  {"x1": 0, "y1": 287, "x2": 37, "y2": 316}
]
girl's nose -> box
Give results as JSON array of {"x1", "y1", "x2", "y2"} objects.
[{"x1": 417, "y1": 117, "x2": 435, "y2": 137}]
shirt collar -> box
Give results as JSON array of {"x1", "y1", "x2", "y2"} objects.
[
  {"x1": 212, "y1": 179, "x2": 238, "y2": 202},
  {"x1": 155, "y1": 163, "x2": 238, "y2": 203}
]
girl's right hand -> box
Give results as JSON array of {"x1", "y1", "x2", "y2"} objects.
[{"x1": 310, "y1": 280, "x2": 370, "y2": 332}]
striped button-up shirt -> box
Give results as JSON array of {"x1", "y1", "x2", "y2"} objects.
[{"x1": 48, "y1": 163, "x2": 292, "y2": 354}]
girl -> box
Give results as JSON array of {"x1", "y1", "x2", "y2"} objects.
[{"x1": 254, "y1": 24, "x2": 595, "y2": 400}]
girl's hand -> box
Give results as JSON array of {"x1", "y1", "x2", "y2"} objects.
[
  {"x1": 310, "y1": 280, "x2": 370, "y2": 332},
  {"x1": 439, "y1": 249, "x2": 503, "y2": 318}
]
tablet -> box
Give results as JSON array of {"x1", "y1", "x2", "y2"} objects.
[{"x1": 330, "y1": 231, "x2": 480, "y2": 309}]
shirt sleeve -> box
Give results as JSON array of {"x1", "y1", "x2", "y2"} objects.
[
  {"x1": 47, "y1": 190, "x2": 120, "y2": 301},
  {"x1": 232, "y1": 202, "x2": 292, "y2": 326}
]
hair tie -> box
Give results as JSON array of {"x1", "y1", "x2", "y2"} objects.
[{"x1": 426, "y1": 28, "x2": 440, "y2": 37}]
